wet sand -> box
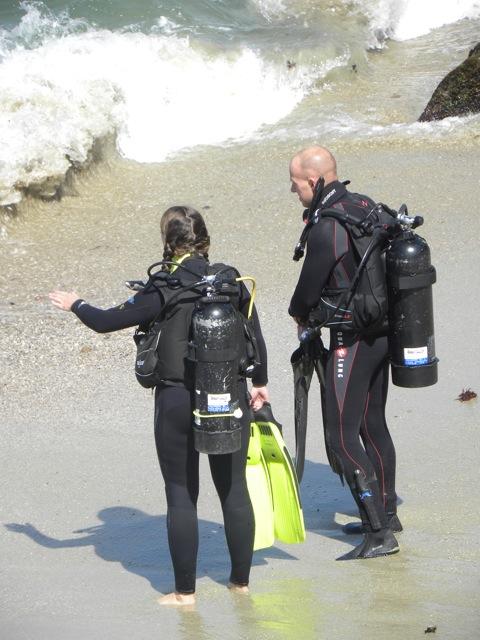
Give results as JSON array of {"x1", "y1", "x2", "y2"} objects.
[{"x1": 1, "y1": 139, "x2": 479, "y2": 639}]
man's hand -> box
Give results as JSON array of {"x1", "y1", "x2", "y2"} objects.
[
  {"x1": 293, "y1": 315, "x2": 308, "y2": 330},
  {"x1": 250, "y1": 385, "x2": 269, "y2": 412},
  {"x1": 293, "y1": 316, "x2": 309, "y2": 341}
]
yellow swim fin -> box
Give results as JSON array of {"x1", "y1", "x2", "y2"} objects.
[
  {"x1": 255, "y1": 404, "x2": 305, "y2": 545},
  {"x1": 246, "y1": 422, "x2": 275, "y2": 550}
]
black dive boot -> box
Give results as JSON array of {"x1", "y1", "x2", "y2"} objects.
[
  {"x1": 336, "y1": 528, "x2": 399, "y2": 560},
  {"x1": 342, "y1": 513, "x2": 403, "y2": 535},
  {"x1": 337, "y1": 470, "x2": 400, "y2": 561}
]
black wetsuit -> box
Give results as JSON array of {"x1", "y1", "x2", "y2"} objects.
[
  {"x1": 289, "y1": 181, "x2": 397, "y2": 530},
  {"x1": 72, "y1": 255, "x2": 268, "y2": 593}
]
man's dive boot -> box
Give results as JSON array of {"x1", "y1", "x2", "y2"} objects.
[
  {"x1": 337, "y1": 470, "x2": 400, "y2": 560},
  {"x1": 342, "y1": 513, "x2": 403, "y2": 535},
  {"x1": 336, "y1": 528, "x2": 400, "y2": 561}
]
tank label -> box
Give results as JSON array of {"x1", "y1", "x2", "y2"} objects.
[
  {"x1": 208, "y1": 393, "x2": 231, "y2": 413},
  {"x1": 404, "y1": 346, "x2": 428, "y2": 366}
]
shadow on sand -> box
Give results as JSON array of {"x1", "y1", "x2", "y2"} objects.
[
  {"x1": 5, "y1": 506, "x2": 298, "y2": 594},
  {"x1": 5, "y1": 458, "x2": 399, "y2": 589}
]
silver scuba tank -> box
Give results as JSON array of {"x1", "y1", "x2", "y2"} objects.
[{"x1": 190, "y1": 294, "x2": 244, "y2": 454}]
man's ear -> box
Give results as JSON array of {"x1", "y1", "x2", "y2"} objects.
[{"x1": 307, "y1": 177, "x2": 317, "y2": 190}]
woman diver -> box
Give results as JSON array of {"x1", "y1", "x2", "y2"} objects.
[{"x1": 49, "y1": 206, "x2": 269, "y2": 606}]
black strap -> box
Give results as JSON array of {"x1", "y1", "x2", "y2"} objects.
[
  {"x1": 293, "y1": 210, "x2": 320, "y2": 261},
  {"x1": 321, "y1": 207, "x2": 365, "y2": 227},
  {"x1": 388, "y1": 267, "x2": 436, "y2": 290},
  {"x1": 293, "y1": 204, "x2": 371, "y2": 262}
]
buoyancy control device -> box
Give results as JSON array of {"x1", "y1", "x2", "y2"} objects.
[
  {"x1": 131, "y1": 261, "x2": 259, "y2": 454},
  {"x1": 293, "y1": 201, "x2": 438, "y2": 388}
]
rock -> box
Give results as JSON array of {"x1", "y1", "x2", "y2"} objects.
[{"x1": 418, "y1": 43, "x2": 480, "y2": 121}]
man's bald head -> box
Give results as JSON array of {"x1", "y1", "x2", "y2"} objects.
[
  {"x1": 292, "y1": 146, "x2": 337, "y2": 179},
  {"x1": 289, "y1": 146, "x2": 338, "y2": 207}
]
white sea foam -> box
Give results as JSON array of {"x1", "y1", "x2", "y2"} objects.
[
  {"x1": 0, "y1": 0, "x2": 88, "y2": 57},
  {"x1": 0, "y1": 31, "x2": 122, "y2": 205},
  {"x1": 286, "y1": 109, "x2": 480, "y2": 146},
  {"x1": 392, "y1": 0, "x2": 480, "y2": 41},
  {"x1": 115, "y1": 39, "x2": 311, "y2": 163},
  {"x1": 250, "y1": 0, "x2": 287, "y2": 20},
  {"x1": 0, "y1": 9, "x2": 316, "y2": 205},
  {"x1": 343, "y1": 0, "x2": 480, "y2": 42},
  {"x1": 1, "y1": 1, "x2": 478, "y2": 207}
]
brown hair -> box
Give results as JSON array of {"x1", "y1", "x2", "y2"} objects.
[{"x1": 160, "y1": 205, "x2": 210, "y2": 266}]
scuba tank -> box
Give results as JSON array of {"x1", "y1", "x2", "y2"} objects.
[
  {"x1": 386, "y1": 214, "x2": 438, "y2": 388},
  {"x1": 190, "y1": 264, "x2": 259, "y2": 455},
  {"x1": 189, "y1": 265, "x2": 257, "y2": 454},
  {"x1": 190, "y1": 292, "x2": 245, "y2": 455}
]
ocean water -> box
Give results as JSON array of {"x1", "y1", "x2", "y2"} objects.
[{"x1": 0, "y1": 0, "x2": 479, "y2": 206}]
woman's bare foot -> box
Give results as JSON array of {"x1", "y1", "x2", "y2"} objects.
[
  {"x1": 157, "y1": 592, "x2": 196, "y2": 606},
  {"x1": 228, "y1": 582, "x2": 249, "y2": 595}
]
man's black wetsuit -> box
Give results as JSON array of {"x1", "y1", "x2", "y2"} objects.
[
  {"x1": 72, "y1": 255, "x2": 268, "y2": 593},
  {"x1": 289, "y1": 181, "x2": 397, "y2": 534}
]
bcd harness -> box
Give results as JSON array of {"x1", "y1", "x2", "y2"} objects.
[
  {"x1": 132, "y1": 259, "x2": 260, "y2": 454},
  {"x1": 293, "y1": 188, "x2": 438, "y2": 388},
  {"x1": 293, "y1": 201, "x2": 396, "y2": 335}
]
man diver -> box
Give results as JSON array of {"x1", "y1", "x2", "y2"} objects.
[{"x1": 288, "y1": 146, "x2": 401, "y2": 560}]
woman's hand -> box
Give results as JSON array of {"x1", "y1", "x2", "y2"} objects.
[
  {"x1": 250, "y1": 385, "x2": 269, "y2": 412},
  {"x1": 49, "y1": 290, "x2": 80, "y2": 311}
]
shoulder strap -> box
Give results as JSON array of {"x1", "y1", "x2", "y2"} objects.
[
  {"x1": 320, "y1": 206, "x2": 382, "y2": 235},
  {"x1": 208, "y1": 262, "x2": 241, "y2": 279},
  {"x1": 293, "y1": 205, "x2": 367, "y2": 262}
]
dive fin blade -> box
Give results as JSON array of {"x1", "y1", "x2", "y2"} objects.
[
  {"x1": 291, "y1": 345, "x2": 315, "y2": 483},
  {"x1": 313, "y1": 345, "x2": 344, "y2": 479},
  {"x1": 246, "y1": 423, "x2": 275, "y2": 550},
  {"x1": 255, "y1": 406, "x2": 305, "y2": 545}
]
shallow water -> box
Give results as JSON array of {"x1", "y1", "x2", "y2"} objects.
[{"x1": 0, "y1": 0, "x2": 479, "y2": 206}]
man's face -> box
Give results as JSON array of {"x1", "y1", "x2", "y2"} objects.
[{"x1": 289, "y1": 161, "x2": 315, "y2": 207}]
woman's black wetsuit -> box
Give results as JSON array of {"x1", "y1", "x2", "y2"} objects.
[
  {"x1": 289, "y1": 181, "x2": 397, "y2": 531},
  {"x1": 72, "y1": 255, "x2": 268, "y2": 593}
]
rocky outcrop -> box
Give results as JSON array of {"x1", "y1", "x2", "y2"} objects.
[{"x1": 419, "y1": 43, "x2": 480, "y2": 121}]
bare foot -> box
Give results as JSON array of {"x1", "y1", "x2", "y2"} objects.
[
  {"x1": 157, "y1": 592, "x2": 196, "y2": 606},
  {"x1": 228, "y1": 582, "x2": 249, "y2": 595}
]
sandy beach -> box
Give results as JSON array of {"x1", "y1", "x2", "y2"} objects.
[{"x1": 1, "y1": 136, "x2": 479, "y2": 639}]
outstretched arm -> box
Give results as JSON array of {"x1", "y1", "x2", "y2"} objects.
[{"x1": 49, "y1": 289, "x2": 162, "y2": 333}]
